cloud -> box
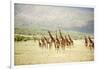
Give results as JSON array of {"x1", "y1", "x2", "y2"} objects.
[{"x1": 15, "y1": 3, "x2": 94, "y2": 33}]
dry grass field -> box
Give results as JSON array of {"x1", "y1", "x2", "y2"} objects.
[{"x1": 14, "y1": 39, "x2": 94, "y2": 65}]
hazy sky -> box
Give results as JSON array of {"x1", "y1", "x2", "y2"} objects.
[{"x1": 15, "y1": 3, "x2": 94, "y2": 34}]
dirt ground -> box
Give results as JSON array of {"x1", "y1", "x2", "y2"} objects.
[{"x1": 14, "y1": 40, "x2": 94, "y2": 65}]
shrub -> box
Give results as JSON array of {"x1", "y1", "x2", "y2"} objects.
[{"x1": 14, "y1": 35, "x2": 31, "y2": 41}]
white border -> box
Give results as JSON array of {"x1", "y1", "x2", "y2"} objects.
[
  {"x1": 12, "y1": 0, "x2": 95, "y2": 8},
  {"x1": 10, "y1": 1, "x2": 14, "y2": 69},
  {"x1": 11, "y1": 0, "x2": 95, "y2": 69}
]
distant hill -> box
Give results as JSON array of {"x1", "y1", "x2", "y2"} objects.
[{"x1": 15, "y1": 23, "x2": 93, "y2": 39}]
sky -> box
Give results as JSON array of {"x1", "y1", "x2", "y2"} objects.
[{"x1": 14, "y1": 3, "x2": 94, "y2": 34}]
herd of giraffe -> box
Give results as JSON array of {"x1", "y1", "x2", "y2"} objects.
[
  {"x1": 38, "y1": 30, "x2": 73, "y2": 51},
  {"x1": 37, "y1": 30, "x2": 94, "y2": 51}
]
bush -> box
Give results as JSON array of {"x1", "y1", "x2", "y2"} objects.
[{"x1": 14, "y1": 35, "x2": 31, "y2": 41}]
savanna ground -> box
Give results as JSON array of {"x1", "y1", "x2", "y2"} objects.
[{"x1": 14, "y1": 38, "x2": 94, "y2": 65}]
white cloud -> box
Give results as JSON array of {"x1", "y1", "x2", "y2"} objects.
[{"x1": 15, "y1": 4, "x2": 94, "y2": 29}]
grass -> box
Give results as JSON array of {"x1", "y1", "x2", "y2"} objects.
[{"x1": 14, "y1": 39, "x2": 94, "y2": 65}]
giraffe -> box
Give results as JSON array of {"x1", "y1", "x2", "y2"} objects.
[
  {"x1": 88, "y1": 36, "x2": 94, "y2": 49},
  {"x1": 41, "y1": 37, "x2": 46, "y2": 48},
  {"x1": 43, "y1": 36, "x2": 51, "y2": 49},
  {"x1": 65, "y1": 35, "x2": 70, "y2": 46},
  {"x1": 59, "y1": 29, "x2": 66, "y2": 50},
  {"x1": 48, "y1": 31, "x2": 55, "y2": 48},
  {"x1": 84, "y1": 36, "x2": 88, "y2": 47},
  {"x1": 68, "y1": 34, "x2": 73, "y2": 46},
  {"x1": 38, "y1": 39, "x2": 42, "y2": 48},
  {"x1": 55, "y1": 31, "x2": 60, "y2": 52}
]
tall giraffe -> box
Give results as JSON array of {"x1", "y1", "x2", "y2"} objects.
[
  {"x1": 41, "y1": 37, "x2": 46, "y2": 48},
  {"x1": 38, "y1": 39, "x2": 42, "y2": 48},
  {"x1": 59, "y1": 29, "x2": 65, "y2": 50},
  {"x1": 88, "y1": 36, "x2": 94, "y2": 49},
  {"x1": 43, "y1": 36, "x2": 51, "y2": 49},
  {"x1": 65, "y1": 35, "x2": 70, "y2": 46},
  {"x1": 55, "y1": 31, "x2": 60, "y2": 52},
  {"x1": 48, "y1": 31, "x2": 55, "y2": 48},
  {"x1": 59, "y1": 29, "x2": 64, "y2": 40},
  {"x1": 84, "y1": 36, "x2": 88, "y2": 47},
  {"x1": 68, "y1": 34, "x2": 73, "y2": 45}
]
